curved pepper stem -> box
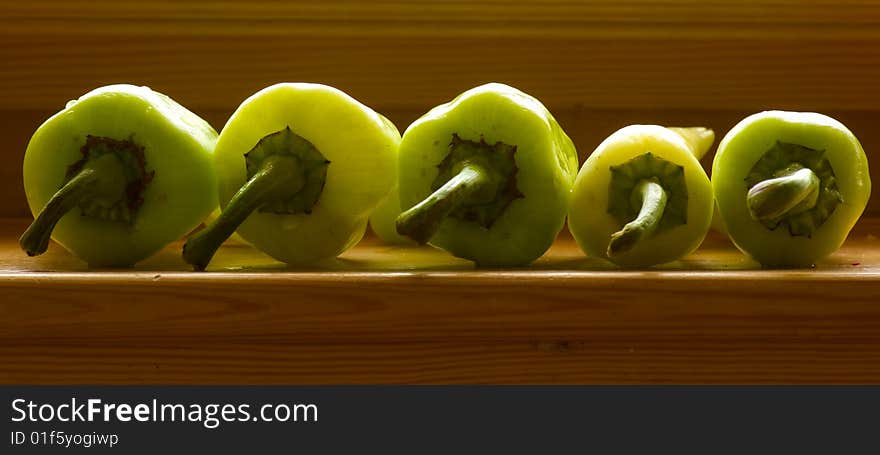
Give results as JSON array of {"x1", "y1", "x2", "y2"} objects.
[
  {"x1": 396, "y1": 162, "x2": 493, "y2": 244},
  {"x1": 19, "y1": 153, "x2": 127, "y2": 256},
  {"x1": 607, "y1": 179, "x2": 668, "y2": 257},
  {"x1": 183, "y1": 155, "x2": 305, "y2": 271},
  {"x1": 747, "y1": 166, "x2": 819, "y2": 222}
]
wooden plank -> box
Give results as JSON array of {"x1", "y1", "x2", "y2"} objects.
[
  {"x1": 2, "y1": 1, "x2": 880, "y2": 111},
  {"x1": 3, "y1": 1, "x2": 880, "y2": 385},
  {"x1": 3, "y1": 341, "x2": 880, "y2": 385},
  {"x1": 2, "y1": 34, "x2": 878, "y2": 111},
  {"x1": 0, "y1": 218, "x2": 878, "y2": 384},
  {"x1": 4, "y1": 1, "x2": 880, "y2": 38}
]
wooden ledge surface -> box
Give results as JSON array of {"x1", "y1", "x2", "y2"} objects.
[{"x1": 0, "y1": 217, "x2": 878, "y2": 384}]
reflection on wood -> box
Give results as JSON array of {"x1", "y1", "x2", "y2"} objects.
[{"x1": 0, "y1": 217, "x2": 878, "y2": 384}]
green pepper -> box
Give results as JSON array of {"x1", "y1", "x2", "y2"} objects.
[
  {"x1": 395, "y1": 83, "x2": 578, "y2": 266},
  {"x1": 369, "y1": 186, "x2": 416, "y2": 245},
  {"x1": 368, "y1": 130, "x2": 416, "y2": 246},
  {"x1": 567, "y1": 125, "x2": 715, "y2": 267},
  {"x1": 712, "y1": 111, "x2": 871, "y2": 267},
  {"x1": 183, "y1": 83, "x2": 399, "y2": 270},
  {"x1": 19, "y1": 84, "x2": 218, "y2": 267}
]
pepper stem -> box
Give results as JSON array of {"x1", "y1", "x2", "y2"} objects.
[
  {"x1": 607, "y1": 179, "x2": 668, "y2": 257},
  {"x1": 19, "y1": 153, "x2": 127, "y2": 256},
  {"x1": 183, "y1": 155, "x2": 305, "y2": 271},
  {"x1": 747, "y1": 166, "x2": 819, "y2": 222},
  {"x1": 396, "y1": 161, "x2": 494, "y2": 244}
]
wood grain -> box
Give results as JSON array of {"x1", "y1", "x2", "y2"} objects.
[
  {"x1": 4, "y1": 341, "x2": 880, "y2": 385},
  {"x1": 3, "y1": 1, "x2": 880, "y2": 385},
  {"x1": 6, "y1": 0, "x2": 880, "y2": 38},
  {"x1": 0, "y1": 217, "x2": 878, "y2": 384},
  {"x1": 2, "y1": 1, "x2": 880, "y2": 111}
]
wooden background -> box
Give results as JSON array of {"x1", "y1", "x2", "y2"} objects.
[
  {"x1": 1, "y1": 1, "x2": 880, "y2": 384},
  {"x1": 1, "y1": 0, "x2": 879, "y2": 217}
]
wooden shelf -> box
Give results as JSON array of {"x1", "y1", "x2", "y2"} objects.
[
  {"x1": 1, "y1": 217, "x2": 879, "y2": 384},
  {"x1": 2, "y1": 0, "x2": 879, "y2": 386}
]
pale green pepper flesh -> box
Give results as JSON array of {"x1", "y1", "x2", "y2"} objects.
[
  {"x1": 369, "y1": 185, "x2": 416, "y2": 245},
  {"x1": 189, "y1": 83, "x2": 399, "y2": 268},
  {"x1": 396, "y1": 83, "x2": 578, "y2": 267},
  {"x1": 568, "y1": 125, "x2": 714, "y2": 267},
  {"x1": 183, "y1": 127, "x2": 332, "y2": 270},
  {"x1": 21, "y1": 84, "x2": 218, "y2": 267},
  {"x1": 712, "y1": 111, "x2": 871, "y2": 267}
]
